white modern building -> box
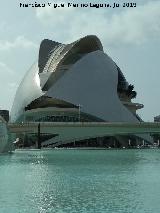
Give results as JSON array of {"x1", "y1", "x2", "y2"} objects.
[{"x1": 11, "y1": 35, "x2": 147, "y2": 147}]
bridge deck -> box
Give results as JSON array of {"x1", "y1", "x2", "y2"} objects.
[{"x1": 8, "y1": 122, "x2": 160, "y2": 146}]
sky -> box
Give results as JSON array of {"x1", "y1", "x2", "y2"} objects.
[{"x1": 0, "y1": 0, "x2": 160, "y2": 121}]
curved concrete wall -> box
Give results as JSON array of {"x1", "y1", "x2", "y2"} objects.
[
  {"x1": 11, "y1": 63, "x2": 43, "y2": 122},
  {"x1": 46, "y1": 50, "x2": 138, "y2": 123}
]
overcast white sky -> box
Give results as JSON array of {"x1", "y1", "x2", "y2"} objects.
[{"x1": 0, "y1": 0, "x2": 160, "y2": 121}]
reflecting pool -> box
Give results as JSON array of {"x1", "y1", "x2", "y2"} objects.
[{"x1": 0, "y1": 149, "x2": 160, "y2": 213}]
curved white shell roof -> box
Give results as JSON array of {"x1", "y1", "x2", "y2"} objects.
[{"x1": 11, "y1": 35, "x2": 138, "y2": 124}]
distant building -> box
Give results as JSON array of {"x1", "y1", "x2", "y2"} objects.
[
  {"x1": 154, "y1": 115, "x2": 160, "y2": 122},
  {"x1": 0, "y1": 115, "x2": 9, "y2": 152},
  {"x1": 0, "y1": 110, "x2": 9, "y2": 122},
  {"x1": 11, "y1": 35, "x2": 149, "y2": 147}
]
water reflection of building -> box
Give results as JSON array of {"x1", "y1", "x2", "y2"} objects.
[{"x1": 11, "y1": 35, "x2": 148, "y2": 148}]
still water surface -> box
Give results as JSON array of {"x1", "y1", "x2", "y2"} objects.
[{"x1": 0, "y1": 149, "x2": 160, "y2": 213}]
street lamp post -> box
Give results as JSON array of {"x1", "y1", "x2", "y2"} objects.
[
  {"x1": 78, "y1": 104, "x2": 82, "y2": 122},
  {"x1": 37, "y1": 123, "x2": 41, "y2": 149}
]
